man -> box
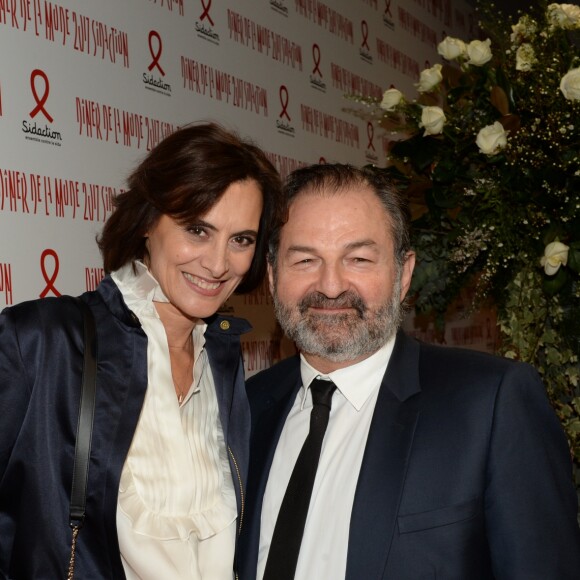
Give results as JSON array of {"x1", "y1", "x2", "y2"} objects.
[{"x1": 237, "y1": 164, "x2": 580, "y2": 579}]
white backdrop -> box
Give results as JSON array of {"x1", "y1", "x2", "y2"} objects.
[{"x1": 0, "y1": 0, "x2": 476, "y2": 375}]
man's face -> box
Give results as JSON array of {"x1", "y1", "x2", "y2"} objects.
[{"x1": 269, "y1": 186, "x2": 415, "y2": 372}]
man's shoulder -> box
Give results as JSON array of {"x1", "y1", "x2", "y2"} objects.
[
  {"x1": 417, "y1": 338, "x2": 518, "y2": 372},
  {"x1": 412, "y1": 334, "x2": 540, "y2": 393},
  {"x1": 245, "y1": 355, "x2": 301, "y2": 411},
  {"x1": 247, "y1": 355, "x2": 300, "y2": 389}
]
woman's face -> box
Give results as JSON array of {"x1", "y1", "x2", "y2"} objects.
[{"x1": 146, "y1": 179, "x2": 263, "y2": 321}]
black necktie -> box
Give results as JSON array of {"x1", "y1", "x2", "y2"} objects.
[{"x1": 263, "y1": 378, "x2": 337, "y2": 580}]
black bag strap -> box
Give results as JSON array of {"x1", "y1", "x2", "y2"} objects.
[{"x1": 67, "y1": 297, "x2": 98, "y2": 579}]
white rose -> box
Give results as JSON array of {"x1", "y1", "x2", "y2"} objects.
[
  {"x1": 540, "y1": 241, "x2": 569, "y2": 275},
  {"x1": 419, "y1": 106, "x2": 446, "y2": 136},
  {"x1": 476, "y1": 122, "x2": 507, "y2": 155},
  {"x1": 510, "y1": 15, "x2": 537, "y2": 43},
  {"x1": 560, "y1": 67, "x2": 580, "y2": 100},
  {"x1": 380, "y1": 88, "x2": 404, "y2": 111},
  {"x1": 437, "y1": 36, "x2": 467, "y2": 60},
  {"x1": 415, "y1": 63, "x2": 443, "y2": 93},
  {"x1": 547, "y1": 3, "x2": 580, "y2": 29},
  {"x1": 515, "y1": 44, "x2": 536, "y2": 71},
  {"x1": 467, "y1": 38, "x2": 492, "y2": 66}
]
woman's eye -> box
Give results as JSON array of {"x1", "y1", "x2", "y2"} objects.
[
  {"x1": 188, "y1": 225, "x2": 207, "y2": 237},
  {"x1": 232, "y1": 235, "x2": 256, "y2": 247}
]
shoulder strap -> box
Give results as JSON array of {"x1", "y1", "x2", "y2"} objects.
[{"x1": 69, "y1": 297, "x2": 98, "y2": 526}]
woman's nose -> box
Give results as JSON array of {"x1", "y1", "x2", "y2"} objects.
[{"x1": 200, "y1": 242, "x2": 229, "y2": 278}]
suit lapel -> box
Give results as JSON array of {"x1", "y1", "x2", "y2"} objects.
[
  {"x1": 239, "y1": 360, "x2": 302, "y2": 580},
  {"x1": 346, "y1": 332, "x2": 422, "y2": 580}
]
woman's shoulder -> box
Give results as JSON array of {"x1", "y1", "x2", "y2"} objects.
[
  {"x1": 205, "y1": 312, "x2": 252, "y2": 336},
  {"x1": 1, "y1": 295, "x2": 86, "y2": 337},
  {"x1": 3, "y1": 294, "x2": 78, "y2": 319}
]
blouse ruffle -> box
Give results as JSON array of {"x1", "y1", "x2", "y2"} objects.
[{"x1": 112, "y1": 262, "x2": 237, "y2": 544}]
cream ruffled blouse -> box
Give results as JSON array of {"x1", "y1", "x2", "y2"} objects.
[{"x1": 112, "y1": 262, "x2": 237, "y2": 579}]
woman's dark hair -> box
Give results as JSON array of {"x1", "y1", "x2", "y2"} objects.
[
  {"x1": 268, "y1": 163, "x2": 412, "y2": 272},
  {"x1": 98, "y1": 122, "x2": 282, "y2": 293}
]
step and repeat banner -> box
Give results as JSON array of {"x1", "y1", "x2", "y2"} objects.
[{"x1": 0, "y1": 0, "x2": 478, "y2": 375}]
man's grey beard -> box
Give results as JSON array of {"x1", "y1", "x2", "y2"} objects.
[{"x1": 272, "y1": 276, "x2": 404, "y2": 363}]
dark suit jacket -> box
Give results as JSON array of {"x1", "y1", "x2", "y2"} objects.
[
  {"x1": 0, "y1": 275, "x2": 251, "y2": 579},
  {"x1": 238, "y1": 331, "x2": 580, "y2": 579}
]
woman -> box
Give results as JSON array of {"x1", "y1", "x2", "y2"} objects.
[{"x1": 0, "y1": 123, "x2": 282, "y2": 578}]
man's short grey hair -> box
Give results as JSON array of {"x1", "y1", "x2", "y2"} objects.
[{"x1": 268, "y1": 163, "x2": 412, "y2": 273}]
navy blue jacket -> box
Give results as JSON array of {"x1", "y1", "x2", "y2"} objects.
[
  {"x1": 238, "y1": 331, "x2": 580, "y2": 579},
  {"x1": 0, "y1": 276, "x2": 251, "y2": 579}
]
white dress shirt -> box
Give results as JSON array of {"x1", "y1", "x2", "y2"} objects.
[
  {"x1": 112, "y1": 262, "x2": 237, "y2": 580},
  {"x1": 257, "y1": 337, "x2": 396, "y2": 580}
]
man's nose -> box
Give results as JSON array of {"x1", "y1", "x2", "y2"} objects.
[{"x1": 315, "y1": 262, "x2": 349, "y2": 299}]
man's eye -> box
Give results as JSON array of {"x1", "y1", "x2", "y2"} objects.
[{"x1": 293, "y1": 258, "x2": 314, "y2": 266}]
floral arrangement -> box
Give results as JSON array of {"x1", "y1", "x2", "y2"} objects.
[{"x1": 349, "y1": 1, "x2": 580, "y2": 478}]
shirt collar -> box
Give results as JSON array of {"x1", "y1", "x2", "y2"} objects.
[
  {"x1": 299, "y1": 335, "x2": 396, "y2": 411},
  {"x1": 111, "y1": 261, "x2": 167, "y2": 305}
]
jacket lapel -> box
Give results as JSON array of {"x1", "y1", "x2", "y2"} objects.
[
  {"x1": 346, "y1": 332, "x2": 422, "y2": 579},
  {"x1": 238, "y1": 359, "x2": 302, "y2": 580}
]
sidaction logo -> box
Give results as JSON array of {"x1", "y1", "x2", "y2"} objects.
[
  {"x1": 196, "y1": 0, "x2": 220, "y2": 45},
  {"x1": 383, "y1": 0, "x2": 395, "y2": 30},
  {"x1": 39, "y1": 248, "x2": 62, "y2": 298},
  {"x1": 144, "y1": 30, "x2": 172, "y2": 96},
  {"x1": 359, "y1": 21, "x2": 373, "y2": 64},
  {"x1": 22, "y1": 69, "x2": 62, "y2": 146},
  {"x1": 365, "y1": 122, "x2": 378, "y2": 164},
  {"x1": 276, "y1": 85, "x2": 295, "y2": 137},
  {"x1": 270, "y1": 0, "x2": 289, "y2": 16},
  {"x1": 309, "y1": 44, "x2": 327, "y2": 93}
]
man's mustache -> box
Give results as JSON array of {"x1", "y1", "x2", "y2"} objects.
[{"x1": 298, "y1": 291, "x2": 367, "y2": 318}]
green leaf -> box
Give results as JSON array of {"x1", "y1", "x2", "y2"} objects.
[
  {"x1": 391, "y1": 135, "x2": 442, "y2": 174},
  {"x1": 542, "y1": 267, "x2": 568, "y2": 295},
  {"x1": 568, "y1": 247, "x2": 580, "y2": 274}
]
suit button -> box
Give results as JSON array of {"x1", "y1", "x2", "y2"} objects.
[{"x1": 220, "y1": 320, "x2": 230, "y2": 331}]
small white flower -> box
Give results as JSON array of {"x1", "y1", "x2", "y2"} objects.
[
  {"x1": 467, "y1": 38, "x2": 492, "y2": 66},
  {"x1": 437, "y1": 36, "x2": 467, "y2": 60},
  {"x1": 540, "y1": 241, "x2": 569, "y2": 275},
  {"x1": 415, "y1": 63, "x2": 443, "y2": 93},
  {"x1": 476, "y1": 122, "x2": 508, "y2": 155},
  {"x1": 419, "y1": 106, "x2": 446, "y2": 135},
  {"x1": 560, "y1": 67, "x2": 580, "y2": 100},
  {"x1": 379, "y1": 88, "x2": 404, "y2": 111},
  {"x1": 515, "y1": 43, "x2": 536, "y2": 71},
  {"x1": 547, "y1": 3, "x2": 580, "y2": 29}
]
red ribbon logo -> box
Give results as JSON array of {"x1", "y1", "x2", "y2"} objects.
[
  {"x1": 367, "y1": 122, "x2": 375, "y2": 151},
  {"x1": 39, "y1": 249, "x2": 61, "y2": 298},
  {"x1": 200, "y1": 0, "x2": 214, "y2": 25},
  {"x1": 312, "y1": 44, "x2": 322, "y2": 76},
  {"x1": 279, "y1": 86, "x2": 291, "y2": 121},
  {"x1": 29, "y1": 69, "x2": 53, "y2": 123},
  {"x1": 361, "y1": 21, "x2": 370, "y2": 51},
  {"x1": 148, "y1": 31, "x2": 165, "y2": 75}
]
